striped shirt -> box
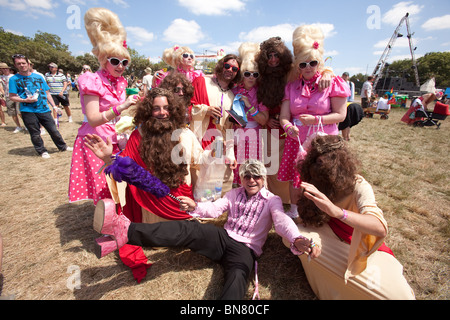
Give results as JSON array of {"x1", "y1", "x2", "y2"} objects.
[{"x1": 45, "y1": 72, "x2": 68, "y2": 95}]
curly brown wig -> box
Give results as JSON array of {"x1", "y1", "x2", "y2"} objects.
[
  {"x1": 214, "y1": 54, "x2": 242, "y2": 89},
  {"x1": 159, "y1": 71, "x2": 194, "y2": 107},
  {"x1": 296, "y1": 135, "x2": 361, "y2": 227},
  {"x1": 255, "y1": 37, "x2": 293, "y2": 109},
  {"x1": 133, "y1": 88, "x2": 188, "y2": 189}
]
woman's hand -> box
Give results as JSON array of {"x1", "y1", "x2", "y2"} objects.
[
  {"x1": 298, "y1": 114, "x2": 317, "y2": 126},
  {"x1": 178, "y1": 196, "x2": 197, "y2": 212},
  {"x1": 121, "y1": 95, "x2": 140, "y2": 111},
  {"x1": 286, "y1": 125, "x2": 299, "y2": 139},
  {"x1": 84, "y1": 134, "x2": 113, "y2": 164},
  {"x1": 318, "y1": 72, "x2": 332, "y2": 91},
  {"x1": 301, "y1": 182, "x2": 340, "y2": 218}
]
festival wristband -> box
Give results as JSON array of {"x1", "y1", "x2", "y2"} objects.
[
  {"x1": 340, "y1": 209, "x2": 348, "y2": 221},
  {"x1": 112, "y1": 105, "x2": 121, "y2": 116},
  {"x1": 250, "y1": 109, "x2": 259, "y2": 117},
  {"x1": 283, "y1": 122, "x2": 293, "y2": 132}
]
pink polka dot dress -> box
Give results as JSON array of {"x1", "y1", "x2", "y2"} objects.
[
  {"x1": 68, "y1": 70, "x2": 127, "y2": 204},
  {"x1": 278, "y1": 74, "x2": 350, "y2": 188}
]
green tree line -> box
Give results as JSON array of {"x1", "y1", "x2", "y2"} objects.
[
  {"x1": 0, "y1": 27, "x2": 166, "y2": 79},
  {"x1": 350, "y1": 51, "x2": 450, "y2": 91}
]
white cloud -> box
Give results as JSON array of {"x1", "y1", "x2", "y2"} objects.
[
  {"x1": 4, "y1": 29, "x2": 24, "y2": 36},
  {"x1": 177, "y1": 0, "x2": 245, "y2": 16},
  {"x1": 126, "y1": 26, "x2": 155, "y2": 43},
  {"x1": 163, "y1": 19, "x2": 205, "y2": 45},
  {"x1": 0, "y1": 0, "x2": 56, "y2": 17},
  {"x1": 382, "y1": 1, "x2": 424, "y2": 26},
  {"x1": 422, "y1": 15, "x2": 450, "y2": 31},
  {"x1": 238, "y1": 23, "x2": 336, "y2": 44}
]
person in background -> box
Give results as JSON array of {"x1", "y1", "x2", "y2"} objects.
[
  {"x1": 1, "y1": 62, "x2": 24, "y2": 132},
  {"x1": 8, "y1": 54, "x2": 72, "y2": 159},
  {"x1": 142, "y1": 67, "x2": 153, "y2": 97},
  {"x1": 283, "y1": 134, "x2": 415, "y2": 300},
  {"x1": 45, "y1": 62, "x2": 73, "y2": 123},
  {"x1": 361, "y1": 76, "x2": 374, "y2": 109},
  {"x1": 341, "y1": 72, "x2": 355, "y2": 102}
]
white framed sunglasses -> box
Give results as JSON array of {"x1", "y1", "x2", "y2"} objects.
[
  {"x1": 243, "y1": 71, "x2": 260, "y2": 78},
  {"x1": 299, "y1": 60, "x2": 319, "y2": 69},
  {"x1": 107, "y1": 57, "x2": 129, "y2": 67},
  {"x1": 182, "y1": 53, "x2": 195, "y2": 59}
]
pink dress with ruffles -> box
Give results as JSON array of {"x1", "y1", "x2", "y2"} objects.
[
  {"x1": 68, "y1": 70, "x2": 127, "y2": 204},
  {"x1": 278, "y1": 75, "x2": 350, "y2": 188}
]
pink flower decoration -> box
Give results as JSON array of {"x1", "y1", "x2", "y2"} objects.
[
  {"x1": 313, "y1": 41, "x2": 319, "y2": 49},
  {"x1": 123, "y1": 41, "x2": 127, "y2": 48},
  {"x1": 174, "y1": 46, "x2": 179, "y2": 51}
]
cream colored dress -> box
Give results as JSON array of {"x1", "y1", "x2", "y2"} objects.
[{"x1": 283, "y1": 175, "x2": 415, "y2": 300}]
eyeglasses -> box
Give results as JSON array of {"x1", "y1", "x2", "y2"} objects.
[
  {"x1": 268, "y1": 53, "x2": 279, "y2": 59},
  {"x1": 243, "y1": 174, "x2": 262, "y2": 181},
  {"x1": 182, "y1": 53, "x2": 194, "y2": 59},
  {"x1": 243, "y1": 71, "x2": 259, "y2": 79},
  {"x1": 107, "y1": 57, "x2": 129, "y2": 67},
  {"x1": 12, "y1": 54, "x2": 26, "y2": 59},
  {"x1": 174, "y1": 87, "x2": 185, "y2": 94},
  {"x1": 224, "y1": 63, "x2": 239, "y2": 72},
  {"x1": 299, "y1": 60, "x2": 319, "y2": 69}
]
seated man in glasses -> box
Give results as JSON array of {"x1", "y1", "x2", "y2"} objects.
[
  {"x1": 93, "y1": 159, "x2": 321, "y2": 300},
  {"x1": 8, "y1": 54, "x2": 72, "y2": 159}
]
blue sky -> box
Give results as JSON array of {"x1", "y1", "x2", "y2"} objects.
[{"x1": 1, "y1": 0, "x2": 449, "y2": 80}]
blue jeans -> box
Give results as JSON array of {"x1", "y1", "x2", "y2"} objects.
[{"x1": 21, "y1": 111, "x2": 68, "y2": 155}]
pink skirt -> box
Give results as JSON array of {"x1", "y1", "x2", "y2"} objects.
[
  {"x1": 68, "y1": 135, "x2": 119, "y2": 204},
  {"x1": 278, "y1": 123, "x2": 338, "y2": 188}
]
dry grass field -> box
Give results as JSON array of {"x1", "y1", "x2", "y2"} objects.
[{"x1": 0, "y1": 91, "x2": 448, "y2": 301}]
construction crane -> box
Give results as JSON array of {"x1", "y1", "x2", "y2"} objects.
[{"x1": 372, "y1": 13, "x2": 420, "y2": 90}]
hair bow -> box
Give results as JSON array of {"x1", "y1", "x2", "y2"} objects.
[
  {"x1": 123, "y1": 41, "x2": 127, "y2": 48},
  {"x1": 313, "y1": 42, "x2": 319, "y2": 49}
]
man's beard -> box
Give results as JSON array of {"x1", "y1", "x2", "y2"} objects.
[{"x1": 145, "y1": 117, "x2": 175, "y2": 134}]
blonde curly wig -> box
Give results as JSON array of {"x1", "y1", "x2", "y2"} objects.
[
  {"x1": 84, "y1": 7, "x2": 130, "y2": 69},
  {"x1": 292, "y1": 25, "x2": 325, "y2": 78},
  {"x1": 162, "y1": 45, "x2": 195, "y2": 69},
  {"x1": 238, "y1": 42, "x2": 260, "y2": 75}
]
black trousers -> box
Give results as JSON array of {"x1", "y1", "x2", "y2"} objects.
[{"x1": 128, "y1": 220, "x2": 256, "y2": 300}]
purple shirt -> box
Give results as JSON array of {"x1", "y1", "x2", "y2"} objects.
[{"x1": 192, "y1": 187, "x2": 304, "y2": 256}]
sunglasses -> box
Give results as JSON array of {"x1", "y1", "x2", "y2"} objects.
[
  {"x1": 182, "y1": 53, "x2": 194, "y2": 59},
  {"x1": 107, "y1": 57, "x2": 129, "y2": 67},
  {"x1": 174, "y1": 87, "x2": 185, "y2": 94},
  {"x1": 12, "y1": 54, "x2": 27, "y2": 59},
  {"x1": 299, "y1": 60, "x2": 319, "y2": 69},
  {"x1": 243, "y1": 174, "x2": 262, "y2": 181},
  {"x1": 224, "y1": 63, "x2": 239, "y2": 72},
  {"x1": 243, "y1": 71, "x2": 259, "y2": 79}
]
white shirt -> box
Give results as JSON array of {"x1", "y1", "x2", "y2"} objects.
[{"x1": 361, "y1": 81, "x2": 372, "y2": 99}]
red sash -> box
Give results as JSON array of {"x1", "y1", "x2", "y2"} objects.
[
  {"x1": 328, "y1": 218, "x2": 394, "y2": 256},
  {"x1": 191, "y1": 76, "x2": 216, "y2": 149}
]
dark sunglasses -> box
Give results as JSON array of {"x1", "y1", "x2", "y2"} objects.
[
  {"x1": 12, "y1": 54, "x2": 27, "y2": 59},
  {"x1": 174, "y1": 87, "x2": 185, "y2": 93},
  {"x1": 107, "y1": 57, "x2": 129, "y2": 67},
  {"x1": 182, "y1": 53, "x2": 194, "y2": 59},
  {"x1": 243, "y1": 174, "x2": 262, "y2": 181},
  {"x1": 299, "y1": 60, "x2": 319, "y2": 69},
  {"x1": 224, "y1": 63, "x2": 239, "y2": 72},
  {"x1": 243, "y1": 71, "x2": 259, "y2": 79}
]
